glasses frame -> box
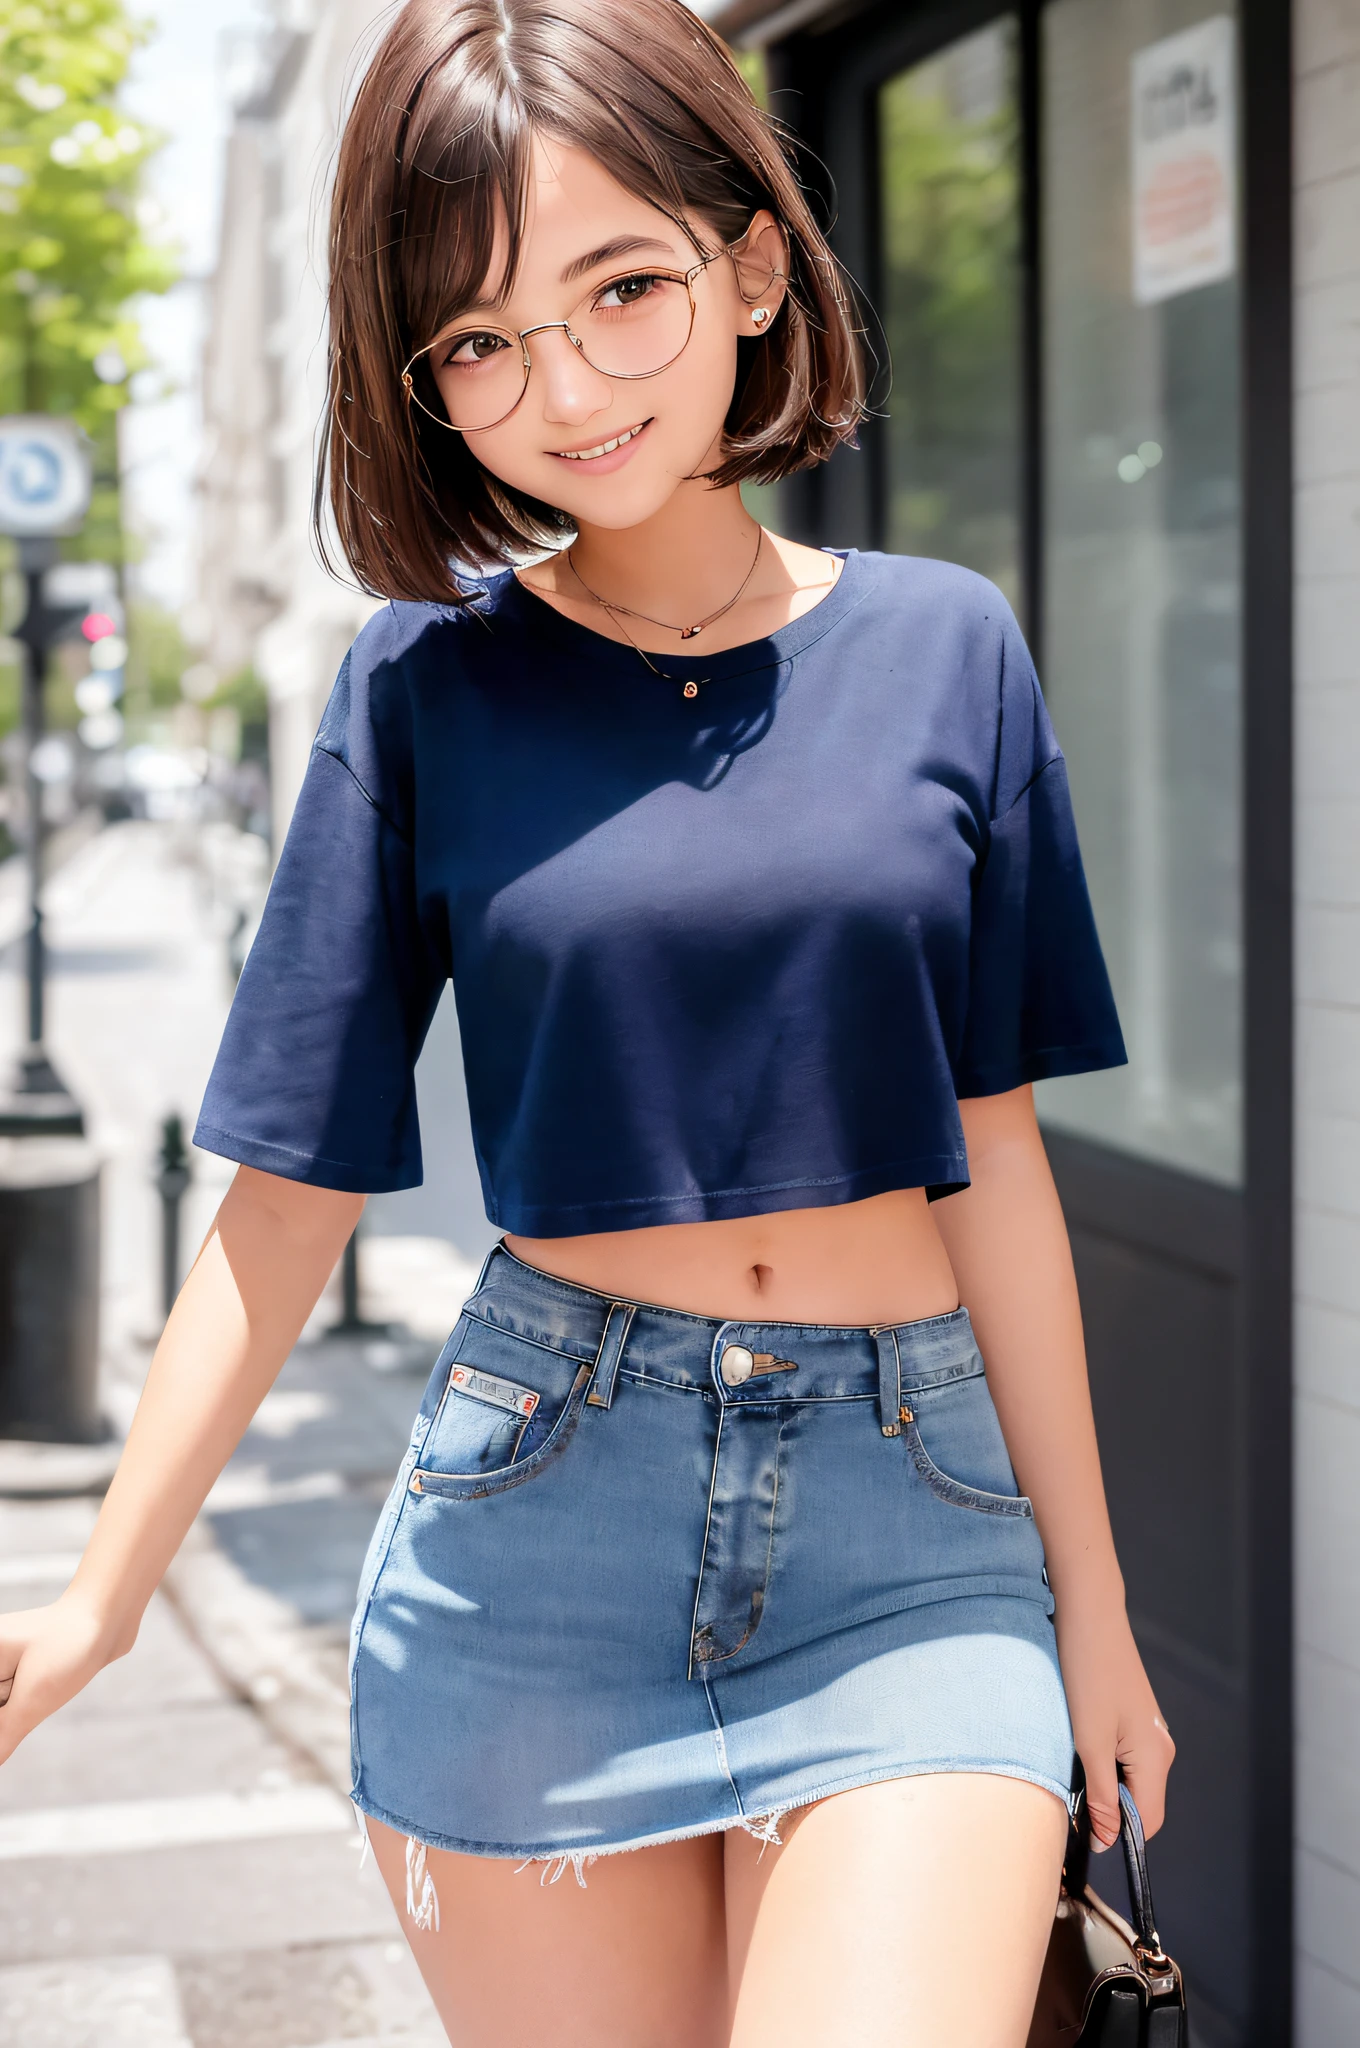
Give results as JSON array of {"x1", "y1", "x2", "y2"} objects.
[{"x1": 400, "y1": 235, "x2": 753, "y2": 435}]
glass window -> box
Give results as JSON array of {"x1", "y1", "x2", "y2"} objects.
[
  {"x1": 876, "y1": 20, "x2": 1022, "y2": 608},
  {"x1": 1037, "y1": 0, "x2": 1242, "y2": 1186}
]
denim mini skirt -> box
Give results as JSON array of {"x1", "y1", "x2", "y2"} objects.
[{"x1": 349, "y1": 1244, "x2": 1074, "y2": 1877}]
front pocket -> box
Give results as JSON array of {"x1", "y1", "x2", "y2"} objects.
[
  {"x1": 903, "y1": 1368, "x2": 1033, "y2": 1519},
  {"x1": 426, "y1": 1361, "x2": 540, "y2": 1474},
  {"x1": 411, "y1": 1363, "x2": 592, "y2": 1501},
  {"x1": 409, "y1": 1314, "x2": 593, "y2": 1502}
]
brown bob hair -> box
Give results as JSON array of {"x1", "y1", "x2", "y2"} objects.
[{"x1": 318, "y1": 0, "x2": 867, "y2": 602}]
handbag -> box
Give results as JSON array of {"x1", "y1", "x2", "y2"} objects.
[{"x1": 1028, "y1": 1781, "x2": 1189, "y2": 2046}]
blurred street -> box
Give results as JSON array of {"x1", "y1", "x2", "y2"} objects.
[{"x1": 0, "y1": 819, "x2": 456, "y2": 2046}]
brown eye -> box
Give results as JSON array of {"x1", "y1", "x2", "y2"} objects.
[
  {"x1": 444, "y1": 331, "x2": 511, "y2": 368},
  {"x1": 596, "y1": 273, "x2": 663, "y2": 311}
]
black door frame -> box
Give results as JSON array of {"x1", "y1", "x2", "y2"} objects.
[
  {"x1": 1236, "y1": 1, "x2": 1295, "y2": 2025},
  {"x1": 762, "y1": 0, "x2": 1293, "y2": 2037}
]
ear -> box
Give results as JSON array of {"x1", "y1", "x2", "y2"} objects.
[{"x1": 729, "y1": 211, "x2": 789, "y2": 337}]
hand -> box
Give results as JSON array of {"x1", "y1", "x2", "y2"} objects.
[
  {"x1": 0, "y1": 1596, "x2": 118, "y2": 1768},
  {"x1": 1055, "y1": 1599, "x2": 1174, "y2": 1851}
]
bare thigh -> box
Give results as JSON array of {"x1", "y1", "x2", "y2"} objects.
[
  {"x1": 724, "y1": 1774, "x2": 1068, "y2": 2048},
  {"x1": 365, "y1": 1816, "x2": 728, "y2": 2048}
]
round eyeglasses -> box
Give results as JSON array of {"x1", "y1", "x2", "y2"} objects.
[{"x1": 402, "y1": 245, "x2": 736, "y2": 435}]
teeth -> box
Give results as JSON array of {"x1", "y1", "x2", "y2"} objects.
[{"x1": 558, "y1": 423, "x2": 644, "y2": 461}]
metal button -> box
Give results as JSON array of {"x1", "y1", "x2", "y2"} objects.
[{"x1": 720, "y1": 1343, "x2": 754, "y2": 1386}]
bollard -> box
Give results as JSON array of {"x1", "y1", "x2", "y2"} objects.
[
  {"x1": 327, "y1": 1228, "x2": 428, "y2": 1374},
  {"x1": 329, "y1": 1228, "x2": 389, "y2": 1338},
  {"x1": 0, "y1": 1137, "x2": 102, "y2": 1442},
  {"x1": 156, "y1": 1114, "x2": 192, "y2": 1321},
  {"x1": 338, "y1": 1231, "x2": 363, "y2": 1331}
]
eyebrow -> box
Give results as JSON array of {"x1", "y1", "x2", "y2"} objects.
[
  {"x1": 449, "y1": 234, "x2": 685, "y2": 330},
  {"x1": 559, "y1": 235, "x2": 679, "y2": 285}
]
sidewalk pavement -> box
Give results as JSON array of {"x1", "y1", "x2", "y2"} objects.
[{"x1": 0, "y1": 821, "x2": 478, "y2": 2045}]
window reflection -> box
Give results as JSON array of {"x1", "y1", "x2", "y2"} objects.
[
  {"x1": 1036, "y1": 0, "x2": 1242, "y2": 1186},
  {"x1": 877, "y1": 21, "x2": 1022, "y2": 608}
]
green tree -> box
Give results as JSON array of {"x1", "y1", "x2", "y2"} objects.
[
  {"x1": 203, "y1": 664, "x2": 269, "y2": 764},
  {"x1": 0, "y1": 0, "x2": 177, "y2": 738},
  {"x1": 123, "y1": 595, "x2": 186, "y2": 714},
  {"x1": 0, "y1": 0, "x2": 174, "y2": 423}
]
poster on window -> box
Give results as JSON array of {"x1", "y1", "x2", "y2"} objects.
[{"x1": 1131, "y1": 16, "x2": 1237, "y2": 306}]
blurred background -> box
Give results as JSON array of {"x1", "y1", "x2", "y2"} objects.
[{"x1": 0, "y1": 0, "x2": 1354, "y2": 2043}]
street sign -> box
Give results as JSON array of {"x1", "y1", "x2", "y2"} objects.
[
  {"x1": 42, "y1": 559, "x2": 117, "y2": 609},
  {"x1": 0, "y1": 415, "x2": 92, "y2": 537}
]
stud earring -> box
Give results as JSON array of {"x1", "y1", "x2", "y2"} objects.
[{"x1": 751, "y1": 307, "x2": 771, "y2": 330}]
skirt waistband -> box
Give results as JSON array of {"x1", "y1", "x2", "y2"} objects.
[{"x1": 466, "y1": 1242, "x2": 981, "y2": 1437}]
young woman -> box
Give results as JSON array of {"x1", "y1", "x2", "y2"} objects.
[{"x1": 0, "y1": 3, "x2": 1173, "y2": 2042}]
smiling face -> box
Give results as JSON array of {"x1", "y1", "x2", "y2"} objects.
[{"x1": 415, "y1": 137, "x2": 787, "y2": 533}]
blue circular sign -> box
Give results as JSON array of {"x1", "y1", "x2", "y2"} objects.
[{"x1": 0, "y1": 415, "x2": 92, "y2": 536}]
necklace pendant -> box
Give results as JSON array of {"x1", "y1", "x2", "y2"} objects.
[
  {"x1": 682, "y1": 680, "x2": 700, "y2": 700},
  {"x1": 680, "y1": 624, "x2": 702, "y2": 639}
]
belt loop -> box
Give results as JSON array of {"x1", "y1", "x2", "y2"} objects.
[
  {"x1": 872, "y1": 1325, "x2": 902, "y2": 1438},
  {"x1": 469, "y1": 1239, "x2": 503, "y2": 1297},
  {"x1": 586, "y1": 1302, "x2": 635, "y2": 1410}
]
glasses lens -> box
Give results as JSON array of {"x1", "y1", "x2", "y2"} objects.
[
  {"x1": 572, "y1": 271, "x2": 695, "y2": 378},
  {"x1": 414, "y1": 271, "x2": 698, "y2": 429},
  {"x1": 423, "y1": 326, "x2": 526, "y2": 431}
]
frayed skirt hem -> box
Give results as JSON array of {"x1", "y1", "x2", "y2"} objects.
[{"x1": 350, "y1": 1753, "x2": 1074, "y2": 1907}]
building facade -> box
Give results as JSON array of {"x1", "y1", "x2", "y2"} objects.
[
  {"x1": 198, "y1": 0, "x2": 1359, "y2": 2038},
  {"x1": 197, "y1": 0, "x2": 390, "y2": 849}
]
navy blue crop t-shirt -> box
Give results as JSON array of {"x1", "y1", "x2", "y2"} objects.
[{"x1": 195, "y1": 550, "x2": 1126, "y2": 1234}]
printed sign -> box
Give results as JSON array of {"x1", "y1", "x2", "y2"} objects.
[
  {"x1": 0, "y1": 415, "x2": 92, "y2": 537},
  {"x1": 1131, "y1": 17, "x2": 1237, "y2": 307}
]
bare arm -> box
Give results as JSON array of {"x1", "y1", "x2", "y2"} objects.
[
  {"x1": 0, "y1": 1165, "x2": 363, "y2": 1764},
  {"x1": 931, "y1": 1084, "x2": 1174, "y2": 1848}
]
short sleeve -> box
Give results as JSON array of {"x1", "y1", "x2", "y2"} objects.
[
  {"x1": 952, "y1": 607, "x2": 1126, "y2": 1099},
  {"x1": 194, "y1": 639, "x2": 449, "y2": 1192}
]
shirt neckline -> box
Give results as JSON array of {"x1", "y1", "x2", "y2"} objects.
[{"x1": 486, "y1": 546, "x2": 870, "y2": 685}]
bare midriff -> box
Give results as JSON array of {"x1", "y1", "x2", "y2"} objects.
[{"x1": 503, "y1": 1186, "x2": 960, "y2": 1327}]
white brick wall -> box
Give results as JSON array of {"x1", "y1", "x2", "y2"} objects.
[{"x1": 1295, "y1": 0, "x2": 1360, "y2": 2039}]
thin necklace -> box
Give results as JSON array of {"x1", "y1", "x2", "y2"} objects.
[
  {"x1": 568, "y1": 526, "x2": 764, "y2": 642},
  {"x1": 592, "y1": 606, "x2": 709, "y2": 701}
]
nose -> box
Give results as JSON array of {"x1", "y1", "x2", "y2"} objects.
[{"x1": 525, "y1": 323, "x2": 614, "y2": 426}]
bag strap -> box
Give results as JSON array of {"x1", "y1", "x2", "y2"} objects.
[
  {"x1": 1063, "y1": 1785, "x2": 1092, "y2": 1895},
  {"x1": 1117, "y1": 1782, "x2": 1171, "y2": 1967},
  {"x1": 1065, "y1": 1769, "x2": 1172, "y2": 1971}
]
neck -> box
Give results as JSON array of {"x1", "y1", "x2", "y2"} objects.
[{"x1": 567, "y1": 480, "x2": 760, "y2": 621}]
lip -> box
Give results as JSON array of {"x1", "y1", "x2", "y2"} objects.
[{"x1": 549, "y1": 418, "x2": 653, "y2": 473}]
